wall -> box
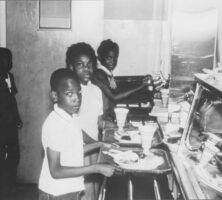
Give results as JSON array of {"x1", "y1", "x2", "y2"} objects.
[
  {"x1": 6, "y1": 0, "x2": 169, "y2": 182},
  {"x1": 6, "y1": 0, "x2": 104, "y2": 183}
]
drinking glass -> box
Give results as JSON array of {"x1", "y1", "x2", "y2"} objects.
[
  {"x1": 160, "y1": 89, "x2": 169, "y2": 108},
  {"x1": 139, "y1": 125, "x2": 157, "y2": 155},
  {"x1": 114, "y1": 108, "x2": 129, "y2": 132}
]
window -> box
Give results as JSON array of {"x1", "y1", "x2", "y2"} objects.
[{"x1": 39, "y1": 0, "x2": 71, "y2": 29}]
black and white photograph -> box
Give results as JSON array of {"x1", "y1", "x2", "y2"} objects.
[{"x1": 1, "y1": 0, "x2": 222, "y2": 199}]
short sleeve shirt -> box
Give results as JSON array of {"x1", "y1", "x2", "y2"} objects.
[
  {"x1": 78, "y1": 82, "x2": 103, "y2": 140},
  {"x1": 39, "y1": 104, "x2": 85, "y2": 196}
]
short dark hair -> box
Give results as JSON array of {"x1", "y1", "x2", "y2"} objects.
[
  {"x1": 66, "y1": 42, "x2": 97, "y2": 69},
  {"x1": 97, "y1": 39, "x2": 119, "y2": 61},
  {"x1": 0, "y1": 47, "x2": 13, "y2": 71},
  {"x1": 50, "y1": 68, "x2": 79, "y2": 91}
]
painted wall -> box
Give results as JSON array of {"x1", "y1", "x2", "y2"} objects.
[
  {"x1": 6, "y1": 0, "x2": 169, "y2": 182},
  {"x1": 6, "y1": 0, "x2": 104, "y2": 183}
]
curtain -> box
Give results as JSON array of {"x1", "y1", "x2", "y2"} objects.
[{"x1": 103, "y1": 0, "x2": 171, "y2": 77}]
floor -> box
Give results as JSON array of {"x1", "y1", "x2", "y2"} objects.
[
  {"x1": 0, "y1": 175, "x2": 171, "y2": 200},
  {"x1": 105, "y1": 174, "x2": 172, "y2": 200},
  {"x1": 0, "y1": 184, "x2": 39, "y2": 200}
]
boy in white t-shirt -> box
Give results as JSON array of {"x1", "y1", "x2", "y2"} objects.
[{"x1": 38, "y1": 69, "x2": 117, "y2": 200}]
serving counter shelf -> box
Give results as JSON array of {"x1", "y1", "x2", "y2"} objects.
[
  {"x1": 166, "y1": 142, "x2": 222, "y2": 200},
  {"x1": 98, "y1": 72, "x2": 222, "y2": 200},
  {"x1": 161, "y1": 73, "x2": 222, "y2": 200}
]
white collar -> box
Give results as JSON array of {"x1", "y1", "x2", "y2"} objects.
[
  {"x1": 97, "y1": 64, "x2": 113, "y2": 76},
  {"x1": 81, "y1": 81, "x2": 92, "y2": 88},
  {"x1": 54, "y1": 104, "x2": 78, "y2": 122}
]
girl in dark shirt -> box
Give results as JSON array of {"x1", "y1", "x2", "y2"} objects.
[{"x1": 93, "y1": 39, "x2": 150, "y2": 121}]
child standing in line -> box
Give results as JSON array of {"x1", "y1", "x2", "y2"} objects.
[
  {"x1": 66, "y1": 42, "x2": 103, "y2": 142},
  {"x1": 38, "y1": 68, "x2": 117, "y2": 200},
  {"x1": 94, "y1": 39, "x2": 149, "y2": 121},
  {"x1": 66, "y1": 42, "x2": 116, "y2": 200},
  {"x1": 0, "y1": 47, "x2": 22, "y2": 196}
]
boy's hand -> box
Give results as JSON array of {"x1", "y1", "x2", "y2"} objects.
[
  {"x1": 142, "y1": 75, "x2": 153, "y2": 85},
  {"x1": 101, "y1": 142, "x2": 119, "y2": 149},
  {"x1": 97, "y1": 164, "x2": 122, "y2": 177}
]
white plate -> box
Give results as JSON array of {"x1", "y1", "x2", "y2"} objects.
[
  {"x1": 114, "y1": 153, "x2": 164, "y2": 170},
  {"x1": 113, "y1": 151, "x2": 139, "y2": 165},
  {"x1": 103, "y1": 150, "x2": 139, "y2": 164}
]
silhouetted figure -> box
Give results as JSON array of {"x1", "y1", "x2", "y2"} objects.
[{"x1": 0, "y1": 47, "x2": 22, "y2": 196}]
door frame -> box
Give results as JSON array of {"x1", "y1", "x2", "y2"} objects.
[{"x1": 0, "y1": 0, "x2": 6, "y2": 47}]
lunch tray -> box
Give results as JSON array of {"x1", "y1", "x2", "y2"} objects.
[{"x1": 101, "y1": 148, "x2": 171, "y2": 174}]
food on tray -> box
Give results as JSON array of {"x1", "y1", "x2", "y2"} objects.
[
  {"x1": 113, "y1": 150, "x2": 139, "y2": 164},
  {"x1": 115, "y1": 152, "x2": 164, "y2": 170},
  {"x1": 103, "y1": 149, "x2": 166, "y2": 171},
  {"x1": 120, "y1": 155, "x2": 164, "y2": 170}
]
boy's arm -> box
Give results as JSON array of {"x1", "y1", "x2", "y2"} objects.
[
  {"x1": 84, "y1": 142, "x2": 102, "y2": 155},
  {"x1": 98, "y1": 115, "x2": 116, "y2": 130},
  {"x1": 47, "y1": 147, "x2": 115, "y2": 178},
  {"x1": 95, "y1": 78, "x2": 147, "y2": 102},
  {"x1": 84, "y1": 142, "x2": 117, "y2": 155},
  {"x1": 82, "y1": 130, "x2": 96, "y2": 144},
  {"x1": 97, "y1": 115, "x2": 104, "y2": 130}
]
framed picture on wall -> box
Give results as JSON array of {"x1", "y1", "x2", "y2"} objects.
[{"x1": 39, "y1": 0, "x2": 71, "y2": 29}]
